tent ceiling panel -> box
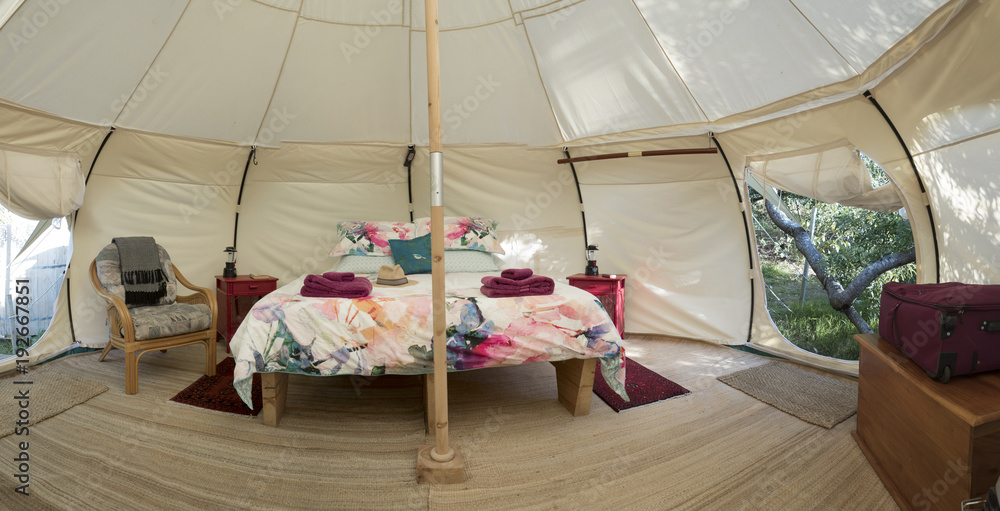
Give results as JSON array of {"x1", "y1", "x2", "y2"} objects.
[
  {"x1": 635, "y1": 0, "x2": 857, "y2": 121},
  {"x1": 411, "y1": 21, "x2": 562, "y2": 145},
  {"x1": 792, "y1": 0, "x2": 948, "y2": 72},
  {"x1": 872, "y1": 0, "x2": 1000, "y2": 154},
  {"x1": 301, "y1": 0, "x2": 403, "y2": 25},
  {"x1": 409, "y1": 0, "x2": 513, "y2": 31},
  {"x1": 524, "y1": 0, "x2": 706, "y2": 141},
  {"x1": 0, "y1": 0, "x2": 186, "y2": 125},
  {"x1": 258, "y1": 0, "x2": 303, "y2": 13},
  {"x1": 266, "y1": 20, "x2": 410, "y2": 144},
  {"x1": 115, "y1": 0, "x2": 297, "y2": 143}
]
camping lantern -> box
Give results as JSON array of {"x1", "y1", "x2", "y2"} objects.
[
  {"x1": 585, "y1": 244, "x2": 599, "y2": 276},
  {"x1": 223, "y1": 246, "x2": 237, "y2": 278}
]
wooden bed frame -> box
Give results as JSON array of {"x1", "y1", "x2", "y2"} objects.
[{"x1": 259, "y1": 357, "x2": 598, "y2": 428}]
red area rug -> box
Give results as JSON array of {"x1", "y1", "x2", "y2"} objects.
[
  {"x1": 170, "y1": 357, "x2": 262, "y2": 416},
  {"x1": 593, "y1": 357, "x2": 690, "y2": 412}
]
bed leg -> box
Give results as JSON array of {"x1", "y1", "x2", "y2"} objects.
[
  {"x1": 422, "y1": 373, "x2": 436, "y2": 434},
  {"x1": 261, "y1": 372, "x2": 288, "y2": 427},
  {"x1": 551, "y1": 358, "x2": 596, "y2": 416}
]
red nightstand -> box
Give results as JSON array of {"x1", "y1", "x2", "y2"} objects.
[
  {"x1": 567, "y1": 274, "x2": 626, "y2": 337},
  {"x1": 216, "y1": 275, "x2": 278, "y2": 351}
]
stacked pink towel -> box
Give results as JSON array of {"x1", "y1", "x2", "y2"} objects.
[
  {"x1": 301, "y1": 272, "x2": 372, "y2": 298},
  {"x1": 481, "y1": 273, "x2": 554, "y2": 298},
  {"x1": 500, "y1": 268, "x2": 533, "y2": 280}
]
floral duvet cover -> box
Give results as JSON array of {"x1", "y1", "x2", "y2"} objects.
[{"x1": 230, "y1": 272, "x2": 627, "y2": 408}]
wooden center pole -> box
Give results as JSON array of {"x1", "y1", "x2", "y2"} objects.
[{"x1": 425, "y1": 0, "x2": 456, "y2": 466}]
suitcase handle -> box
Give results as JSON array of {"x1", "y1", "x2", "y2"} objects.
[{"x1": 982, "y1": 320, "x2": 1000, "y2": 332}]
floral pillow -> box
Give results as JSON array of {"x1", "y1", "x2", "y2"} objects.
[
  {"x1": 414, "y1": 216, "x2": 505, "y2": 254},
  {"x1": 329, "y1": 221, "x2": 415, "y2": 257}
]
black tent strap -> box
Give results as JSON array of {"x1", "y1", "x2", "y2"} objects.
[
  {"x1": 863, "y1": 90, "x2": 940, "y2": 283},
  {"x1": 404, "y1": 145, "x2": 415, "y2": 221},
  {"x1": 83, "y1": 126, "x2": 115, "y2": 185},
  {"x1": 232, "y1": 146, "x2": 257, "y2": 248},
  {"x1": 711, "y1": 135, "x2": 755, "y2": 343},
  {"x1": 563, "y1": 148, "x2": 589, "y2": 250}
]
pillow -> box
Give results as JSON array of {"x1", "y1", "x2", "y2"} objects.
[
  {"x1": 329, "y1": 221, "x2": 415, "y2": 257},
  {"x1": 334, "y1": 255, "x2": 394, "y2": 274},
  {"x1": 413, "y1": 216, "x2": 505, "y2": 254},
  {"x1": 388, "y1": 234, "x2": 432, "y2": 274},
  {"x1": 444, "y1": 250, "x2": 500, "y2": 272}
]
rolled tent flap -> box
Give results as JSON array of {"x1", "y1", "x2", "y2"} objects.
[
  {"x1": 0, "y1": 143, "x2": 83, "y2": 220},
  {"x1": 746, "y1": 140, "x2": 904, "y2": 213}
]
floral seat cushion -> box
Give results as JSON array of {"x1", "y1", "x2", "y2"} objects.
[{"x1": 128, "y1": 303, "x2": 212, "y2": 341}]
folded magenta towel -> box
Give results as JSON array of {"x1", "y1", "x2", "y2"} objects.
[
  {"x1": 322, "y1": 271, "x2": 355, "y2": 281},
  {"x1": 301, "y1": 274, "x2": 372, "y2": 298},
  {"x1": 500, "y1": 268, "x2": 533, "y2": 280},
  {"x1": 481, "y1": 275, "x2": 554, "y2": 297}
]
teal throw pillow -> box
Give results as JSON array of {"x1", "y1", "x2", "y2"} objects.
[{"x1": 389, "y1": 234, "x2": 432, "y2": 274}]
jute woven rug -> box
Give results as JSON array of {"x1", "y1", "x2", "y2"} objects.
[
  {"x1": 0, "y1": 363, "x2": 108, "y2": 438},
  {"x1": 0, "y1": 339, "x2": 893, "y2": 510},
  {"x1": 717, "y1": 360, "x2": 858, "y2": 429}
]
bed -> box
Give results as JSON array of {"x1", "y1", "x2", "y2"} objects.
[{"x1": 229, "y1": 271, "x2": 628, "y2": 426}]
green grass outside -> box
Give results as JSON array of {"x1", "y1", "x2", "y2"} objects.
[{"x1": 760, "y1": 260, "x2": 861, "y2": 361}]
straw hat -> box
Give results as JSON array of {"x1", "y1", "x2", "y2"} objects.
[{"x1": 372, "y1": 264, "x2": 420, "y2": 287}]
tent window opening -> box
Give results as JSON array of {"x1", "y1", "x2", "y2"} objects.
[
  {"x1": 748, "y1": 150, "x2": 916, "y2": 361},
  {"x1": 0, "y1": 205, "x2": 71, "y2": 359}
]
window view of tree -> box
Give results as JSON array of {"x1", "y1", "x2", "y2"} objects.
[{"x1": 751, "y1": 156, "x2": 916, "y2": 360}]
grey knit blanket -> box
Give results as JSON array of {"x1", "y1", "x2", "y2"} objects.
[{"x1": 112, "y1": 236, "x2": 167, "y2": 307}]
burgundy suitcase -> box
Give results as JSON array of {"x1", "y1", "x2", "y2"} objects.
[{"x1": 879, "y1": 282, "x2": 1000, "y2": 383}]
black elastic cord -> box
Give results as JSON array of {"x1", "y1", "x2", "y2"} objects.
[
  {"x1": 83, "y1": 127, "x2": 115, "y2": 186},
  {"x1": 863, "y1": 90, "x2": 940, "y2": 283},
  {"x1": 404, "y1": 145, "x2": 416, "y2": 221},
  {"x1": 712, "y1": 135, "x2": 755, "y2": 343},
  {"x1": 563, "y1": 148, "x2": 589, "y2": 249},
  {"x1": 233, "y1": 146, "x2": 256, "y2": 247}
]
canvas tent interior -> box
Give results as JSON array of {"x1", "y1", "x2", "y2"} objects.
[{"x1": 0, "y1": 0, "x2": 997, "y2": 379}]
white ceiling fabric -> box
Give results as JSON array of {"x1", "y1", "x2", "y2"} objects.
[{"x1": 0, "y1": 0, "x2": 955, "y2": 146}]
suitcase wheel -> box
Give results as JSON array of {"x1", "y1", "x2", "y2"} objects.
[{"x1": 927, "y1": 365, "x2": 952, "y2": 383}]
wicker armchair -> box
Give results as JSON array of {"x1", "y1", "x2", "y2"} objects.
[{"x1": 89, "y1": 243, "x2": 217, "y2": 394}]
